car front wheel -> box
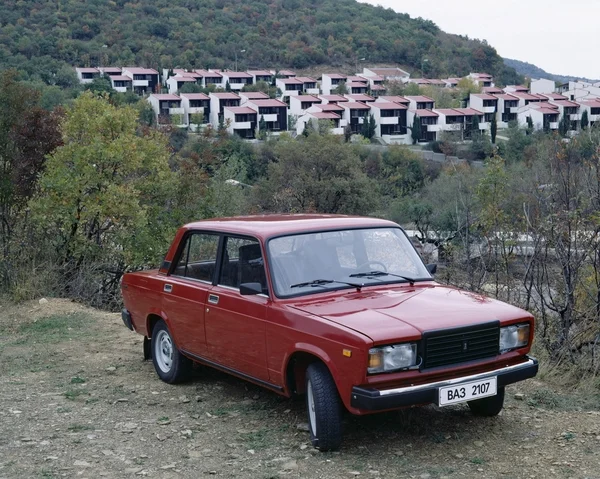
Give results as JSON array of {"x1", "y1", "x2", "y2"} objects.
[
  {"x1": 305, "y1": 362, "x2": 343, "y2": 451},
  {"x1": 468, "y1": 387, "x2": 505, "y2": 416},
  {"x1": 151, "y1": 320, "x2": 192, "y2": 384}
]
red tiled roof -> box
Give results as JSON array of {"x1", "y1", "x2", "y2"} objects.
[
  {"x1": 550, "y1": 100, "x2": 579, "y2": 107},
  {"x1": 472, "y1": 94, "x2": 498, "y2": 100},
  {"x1": 174, "y1": 77, "x2": 197, "y2": 82},
  {"x1": 367, "y1": 68, "x2": 410, "y2": 77},
  {"x1": 314, "y1": 104, "x2": 344, "y2": 112},
  {"x1": 76, "y1": 67, "x2": 100, "y2": 73},
  {"x1": 296, "y1": 76, "x2": 317, "y2": 83},
  {"x1": 110, "y1": 75, "x2": 132, "y2": 81},
  {"x1": 310, "y1": 112, "x2": 340, "y2": 119},
  {"x1": 211, "y1": 93, "x2": 241, "y2": 99},
  {"x1": 293, "y1": 95, "x2": 321, "y2": 102},
  {"x1": 493, "y1": 94, "x2": 519, "y2": 101},
  {"x1": 279, "y1": 70, "x2": 296, "y2": 76},
  {"x1": 411, "y1": 109, "x2": 438, "y2": 117},
  {"x1": 151, "y1": 94, "x2": 181, "y2": 101},
  {"x1": 345, "y1": 94, "x2": 375, "y2": 102},
  {"x1": 323, "y1": 73, "x2": 347, "y2": 79},
  {"x1": 453, "y1": 108, "x2": 483, "y2": 116},
  {"x1": 239, "y1": 92, "x2": 270, "y2": 99},
  {"x1": 536, "y1": 107, "x2": 560, "y2": 115},
  {"x1": 194, "y1": 70, "x2": 223, "y2": 78},
  {"x1": 483, "y1": 87, "x2": 503, "y2": 94},
  {"x1": 249, "y1": 99, "x2": 288, "y2": 107},
  {"x1": 319, "y1": 95, "x2": 349, "y2": 102},
  {"x1": 510, "y1": 92, "x2": 541, "y2": 100},
  {"x1": 378, "y1": 96, "x2": 410, "y2": 104},
  {"x1": 123, "y1": 67, "x2": 158, "y2": 74},
  {"x1": 341, "y1": 102, "x2": 371, "y2": 110},
  {"x1": 247, "y1": 70, "x2": 272, "y2": 76},
  {"x1": 541, "y1": 93, "x2": 567, "y2": 100},
  {"x1": 223, "y1": 71, "x2": 253, "y2": 79},
  {"x1": 435, "y1": 109, "x2": 465, "y2": 116},
  {"x1": 347, "y1": 82, "x2": 368, "y2": 87},
  {"x1": 180, "y1": 93, "x2": 210, "y2": 100},
  {"x1": 102, "y1": 67, "x2": 121, "y2": 73},
  {"x1": 370, "y1": 102, "x2": 407, "y2": 110},
  {"x1": 278, "y1": 77, "x2": 304, "y2": 84},
  {"x1": 405, "y1": 96, "x2": 435, "y2": 102},
  {"x1": 370, "y1": 85, "x2": 386, "y2": 90},
  {"x1": 225, "y1": 106, "x2": 257, "y2": 114},
  {"x1": 346, "y1": 76, "x2": 367, "y2": 82}
]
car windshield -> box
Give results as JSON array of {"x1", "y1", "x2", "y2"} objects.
[{"x1": 268, "y1": 227, "x2": 432, "y2": 297}]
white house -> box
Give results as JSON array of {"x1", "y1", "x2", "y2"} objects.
[
  {"x1": 221, "y1": 71, "x2": 253, "y2": 90},
  {"x1": 339, "y1": 102, "x2": 371, "y2": 134},
  {"x1": 361, "y1": 67, "x2": 410, "y2": 83},
  {"x1": 247, "y1": 99, "x2": 289, "y2": 134},
  {"x1": 223, "y1": 106, "x2": 257, "y2": 139},
  {"x1": 209, "y1": 92, "x2": 241, "y2": 125},
  {"x1": 276, "y1": 77, "x2": 304, "y2": 99},
  {"x1": 239, "y1": 92, "x2": 270, "y2": 104},
  {"x1": 75, "y1": 67, "x2": 100, "y2": 84},
  {"x1": 318, "y1": 94, "x2": 349, "y2": 105},
  {"x1": 404, "y1": 96, "x2": 435, "y2": 110},
  {"x1": 320, "y1": 74, "x2": 347, "y2": 95},
  {"x1": 295, "y1": 77, "x2": 320, "y2": 95},
  {"x1": 247, "y1": 70, "x2": 273, "y2": 84},
  {"x1": 147, "y1": 94, "x2": 185, "y2": 126},
  {"x1": 407, "y1": 109, "x2": 439, "y2": 142},
  {"x1": 289, "y1": 94, "x2": 321, "y2": 116},
  {"x1": 530, "y1": 78, "x2": 556, "y2": 94},
  {"x1": 493, "y1": 93, "x2": 519, "y2": 127},
  {"x1": 516, "y1": 104, "x2": 559, "y2": 132},
  {"x1": 166, "y1": 74, "x2": 200, "y2": 94},
  {"x1": 468, "y1": 73, "x2": 494, "y2": 88},
  {"x1": 344, "y1": 94, "x2": 375, "y2": 104},
  {"x1": 370, "y1": 101, "x2": 409, "y2": 144},
  {"x1": 122, "y1": 67, "x2": 160, "y2": 95},
  {"x1": 180, "y1": 93, "x2": 211, "y2": 127},
  {"x1": 109, "y1": 75, "x2": 133, "y2": 93},
  {"x1": 195, "y1": 70, "x2": 224, "y2": 89},
  {"x1": 579, "y1": 99, "x2": 600, "y2": 128},
  {"x1": 296, "y1": 111, "x2": 344, "y2": 136},
  {"x1": 469, "y1": 93, "x2": 499, "y2": 124}
]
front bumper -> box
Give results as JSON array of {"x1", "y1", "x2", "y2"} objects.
[
  {"x1": 351, "y1": 356, "x2": 538, "y2": 411},
  {"x1": 121, "y1": 309, "x2": 134, "y2": 331}
]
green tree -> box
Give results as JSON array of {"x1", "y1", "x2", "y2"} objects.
[
  {"x1": 411, "y1": 116, "x2": 422, "y2": 144},
  {"x1": 581, "y1": 109, "x2": 589, "y2": 130},
  {"x1": 253, "y1": 135, "x2": 377, "y2": 214},
  {"x1": 225, "y1": 80, "x2": 231, "y2": 92},
  {"x1": 258, "y1": 114, "x2": 267, "y2": 140},
  {"x1": 344, "y1": 124, "x2": 352, "y2": 142},
  {"x1": 526, "y1": 116, "x2": 534, "y2": 135},
  {"x1": 84, "y1": 75, "x2": 113, "y2": 96},
  {"x1": 333, "y1": 80, "x2": 348, "y2": 95},
  {"x1": 558, "y1": 114, "x2": 569, "y2": 137},
  {"x1": 361, "y1": 113, "x2": 377, "y2": 140},
  {"x1": 490, "y1": 109, "x2": 498, "y2": 144},
  {"x1": 29, "y1": 92, "x2": 176, "y2": 300}
]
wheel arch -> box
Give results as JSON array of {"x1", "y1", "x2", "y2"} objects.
[{"x1": 284, "y1": 345, "x2": 341, "y2": 396}]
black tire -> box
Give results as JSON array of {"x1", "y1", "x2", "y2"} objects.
[
  {"x1": 150, "y1": 320, "x2": 193, "y2": 384},
  {"x1": 468, "y1": 387, "x2": 505, "y2": 416},
  {"x1": 305, "y1": 362, "x2": 343, "y2": 451}
]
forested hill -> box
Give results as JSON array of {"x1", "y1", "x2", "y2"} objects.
[
  {"x1": 0, "y1": 0, "x2": 521, "y2": 85},
  {"x1": 504, "y1": 58, "x2": 598, "y2": 84}
]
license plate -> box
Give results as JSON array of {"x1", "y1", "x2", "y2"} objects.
[{"x1": 439, "y1": 377, "x2": 497, "y2": 406}]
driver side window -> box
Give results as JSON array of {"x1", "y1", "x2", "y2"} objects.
[{"x1": 219, "y1": 236, "x2": 267, "y2": 291}]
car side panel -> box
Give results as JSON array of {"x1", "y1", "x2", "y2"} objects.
[{"x1": 265, "y1": 303, "x2": 370, "y2": 410}]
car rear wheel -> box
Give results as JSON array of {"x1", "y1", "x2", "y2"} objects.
[
  {"x1": 151, "y1": 320, "x2": 192, "y2": 384},
  {"x1": 468, "y1": 387, "x2": 505, "y2": 416},
  {"x1": 305, "y1": 362, "x2": 342, "y2": 451}
]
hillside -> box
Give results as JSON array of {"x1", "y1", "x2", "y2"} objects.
[
  {"x1": 504, "y1": 58, "x2": 598, "y2": 84},
  {"x1": 0, "y1": 0, "x2": 521, "y2": 85}
]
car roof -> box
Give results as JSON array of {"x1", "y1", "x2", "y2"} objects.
[{"x1": 182, "y1": 214, "x2": 399, "y2": 240}]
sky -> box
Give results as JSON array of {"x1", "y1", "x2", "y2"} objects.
[{"x1": 357, "y1": 0, "x2": 600, "y2": 79}]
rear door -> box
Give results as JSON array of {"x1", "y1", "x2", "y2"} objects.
[
  {"x1": 204, "y1": 235, "x2": 270, "y2": 382},
  {"x1": 162, "y1": 231, "x2": 220, "y2": 357}
]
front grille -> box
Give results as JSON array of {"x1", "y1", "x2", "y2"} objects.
[{"x1": 421, "y1": 321, "x2": 500, "y2": 369}]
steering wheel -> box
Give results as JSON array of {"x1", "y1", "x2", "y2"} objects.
[{"x1": 356, "y1": 260, "x2": 388, "y2": 273}]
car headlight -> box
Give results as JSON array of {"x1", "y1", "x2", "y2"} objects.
[
  {"x1": 368, "y1": 343, "x2": 417, "y2": 374},
  {"x1": 499, "y1": 323, "x2": 530, "y2": 352}
]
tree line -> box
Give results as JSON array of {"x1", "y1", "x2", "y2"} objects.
[{"x1": 2, "y1": 69, "x2": 600, "y2": 376}]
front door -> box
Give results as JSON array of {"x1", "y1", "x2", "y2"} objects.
[
  {"x1": 162, "y1": 232, "x2": 220, "y2": 357},
  {"x1": 204, "y1": 235, "x2": 270, "y2": 382}
]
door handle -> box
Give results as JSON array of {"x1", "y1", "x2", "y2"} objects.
[
  {"x1": 208, "y1": 294, "x2": 219, "y2": 304},
  {"x1": 164, "y1": 284, "x2": 173, "y2": 293}
]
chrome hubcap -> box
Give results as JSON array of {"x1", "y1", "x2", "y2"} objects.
[
  {"x1": 155, "y1": 330, "x2": 173, "y2": 373},
  {"x1": 307, "y1": 379, "x2": 317, "y2": 436}
]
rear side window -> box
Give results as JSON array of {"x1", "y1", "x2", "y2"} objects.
[
  {"x1": 219, "y1": 236, "x2": 267, "y2": 291},
  {"x1": 173, "y1": 233, "x2": 219, "y2": 282}
]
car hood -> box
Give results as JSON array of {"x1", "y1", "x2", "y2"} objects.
[{"x1": 290, "y1": 283, "x2": 531, "y2": 343}]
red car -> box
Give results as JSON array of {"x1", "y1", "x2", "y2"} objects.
[{"x1": 121, "y1": 215, "x2": 538, "y2": 451}]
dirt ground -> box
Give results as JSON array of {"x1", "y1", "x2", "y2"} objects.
[{"x1": 2, "y1": 299, "x2": 600, "y2": 479}]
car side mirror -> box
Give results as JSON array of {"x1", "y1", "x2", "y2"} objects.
[
  {"x1": 240, "y1": 282, "x2": 263, "y2": 296},
  {"x1": 426, "y1": 264, "x2": 437, "y2": 275}
]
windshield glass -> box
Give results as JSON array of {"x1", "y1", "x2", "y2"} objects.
[{"x1": 268, "y1": 227, "x2": 432, "y2": 297}]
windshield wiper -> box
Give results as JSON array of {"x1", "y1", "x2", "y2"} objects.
[
  {"x1": 290, "y1": 279, "x2": 364, "y2": 290},
  {"x1": 349, "y1": 270, "x2": 417, "y2": 286}
]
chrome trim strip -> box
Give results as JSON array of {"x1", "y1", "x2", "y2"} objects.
[{"x1": 378, "y1": 359, "x2": 536, "y2": 396}]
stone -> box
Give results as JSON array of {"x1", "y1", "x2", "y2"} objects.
[
  {"x1": 474, "y1": 441, "x2": 484, "y2": 447},
  {"x1": 514, "y1": 393, "x2": 525, "y2": 400},
  {"x1": 296, "y1": 423, "x2": 310, "y2": 432},
  {"x1": 282, "y1": 460, "x2": 298, "y2": 471},
  {"x1": 73, "y1": 460, "x2": 91, "y2": 467},
  {"x1": 39, "y1": 298, "x2": 49, "y2": 305}
]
